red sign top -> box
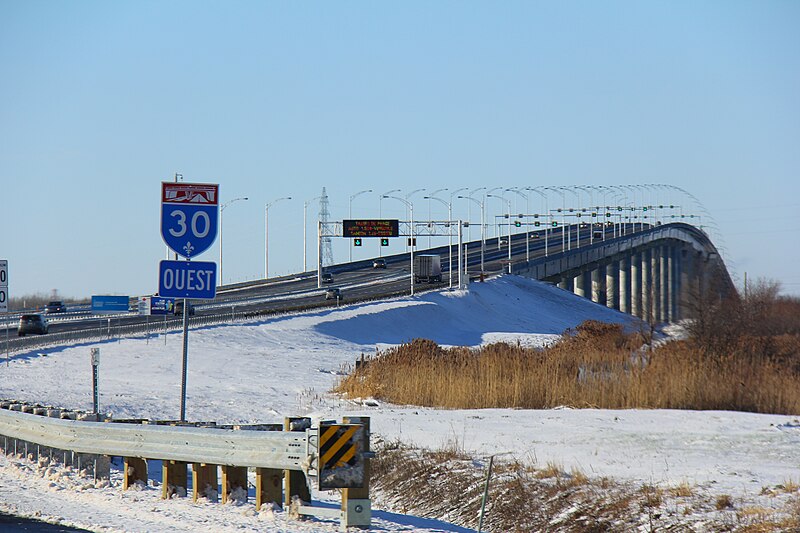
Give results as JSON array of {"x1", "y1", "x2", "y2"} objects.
[{"x1": 162, "y1": 182, "x2": 219, "y2": 205}]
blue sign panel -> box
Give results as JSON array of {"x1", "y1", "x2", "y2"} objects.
[
  {"x1": 161, "y1": 182, "x2": 219, "y2": 259},
  {"x1": 92, "y1": 295, "x2": 130, "y2": 313},
  {"x1": 150, "y1": 296, "x2": 175, "y2": 315},
  {"x1": 158, "y1": 260, "x2": 217, "y2": 300}
]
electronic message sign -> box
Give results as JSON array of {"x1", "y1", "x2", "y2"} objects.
[{"x1": 342, "y1": 219, "x2": 399, "y2": 238}]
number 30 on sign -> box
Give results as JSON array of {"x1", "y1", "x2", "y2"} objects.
[{"x1": 161, "y1": 182, "x2": 219, "y2": 259}]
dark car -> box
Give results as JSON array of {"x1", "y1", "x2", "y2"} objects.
[
  {"x1": 174, "y1": 300, "x2": 195, "y2": 316},
  {"x1": 372, "y1": 258, "x2": 386, "y2": 269},
  {"x1": 18, "y1": 314, "x2": 49, "y2": 336},
  {"x1": 321, "y1": 272, "x2": 334, "y2": 283},
  {"x1": 44, "y1": 301, "x2": 66, "y2": 314},
  {"x1": 325, "y1": 288, "x2": 342, "y2": 300}
]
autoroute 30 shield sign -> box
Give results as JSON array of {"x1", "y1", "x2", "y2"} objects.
[{"x1": 161, "y1": 182, "x2": 219, "y2": 258}]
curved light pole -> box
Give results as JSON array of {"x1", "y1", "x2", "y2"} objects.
[
  {"x1": 484, "y1": 187, "x2": 504, "y2": 244},
  {"x1": 403, "y1": 189, "x2": 426, "y2": 251},
  {"x1": 560, "y1": 186, "x2": 581, "y2": 248},
  {"x1": 544, "y1": 186, "x2": 568, "y2": 251},
  {"x1": 458, "y1": 195, "x2": 485, "y2": 273},
  {"x1": 219, "y1": 196, "x2": 248, "y2": 286},
  {"x1": 303, "y1": 196, "x2": 321, "y2": 272},
  {"x1": 265, "y1": 197, "x2": 291, "y2": 279},
  {"x1": 426, "y1": 188, "x2": 448, "y2": 248},
  {"x1": 424, "y1": 193, "x2": 453, "y2": 287},
  {"x1": 487, "y1": 194, "x2": 512, "y2": 272},
  {"x1": 466, "y1": 187, "x2": 486, "y2": 242},
  {"x1": 525, "y1": 187, "x2": 550, "y2": 256},
  {"x1": 506, "y1": 188, "x2": 530, "y2": 262},
  {"x1": 383, "y1": 195, "x2": 415, "y2": 295},
  {"x1": 348, "y1": 189, "x2": 372, "y2": 262},
  {"x1": 379, "y1": 189, "x2": 401, "y2": 257}
]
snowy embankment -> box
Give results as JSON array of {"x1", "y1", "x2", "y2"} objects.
[{"x1": 0, "y1": 275, "x2": 798, "y2": 532}]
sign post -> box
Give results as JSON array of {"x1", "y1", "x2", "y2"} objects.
[
  {"x1": 1, "y1": 260, "x2": 7, "y2": 366},
  {"x1": 160, "y1": 182, "x2": 219, "y2": 422},
  {"x1": 91, "y1": 348, "x2": 100, "y2": 414}
]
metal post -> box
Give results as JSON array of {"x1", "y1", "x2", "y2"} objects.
[
  {"x1": 91, "y1": 348, "x2": 100, "y2": 414},
  {"x1": 477, "y1": 455, "x2": 494, "y2": 533},
  {"x1": 179, "y1": 296, "x2": 189, "y2": 422}
]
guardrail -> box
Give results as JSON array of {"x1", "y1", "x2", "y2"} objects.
[{"x1": 0, "y1": 400, "x2": 372, "y2": 528}]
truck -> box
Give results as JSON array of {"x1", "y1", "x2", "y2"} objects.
[{"x1": 413, "y1": 254, "x2": 442, "y2": 283}]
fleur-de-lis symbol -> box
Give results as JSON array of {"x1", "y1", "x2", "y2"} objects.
[{"x1": 183, "y1": 241, "x2": 195, "y2": 256}]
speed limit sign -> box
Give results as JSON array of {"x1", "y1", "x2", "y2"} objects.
[{"x1": 161, "y1": 183, "x2": 219, "y2": 258}]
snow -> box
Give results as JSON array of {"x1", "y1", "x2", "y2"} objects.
[{"x1": 1, "y1": 275, "x2": 798, "y2": 532}]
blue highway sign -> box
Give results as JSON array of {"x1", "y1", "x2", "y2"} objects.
[
  {"x1": 159, "y1": 260, "x2": 217, "y2": 299},
  {"x1": 92, "y1": 295, "x2": 129, "y2": 313},
  {"x1": 161, "y1": 182, "x2": 219, "y2": 258}
]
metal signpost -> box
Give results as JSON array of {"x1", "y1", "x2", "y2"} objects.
[
  {"x1": 90, "y1": 348, "x2": 100, "y2": 414},
  {"x1": 160, "y1": 181, "x2": 219, "y2": 422},
  {"x1": 1, "y1": 260, "x2": 8, "y2": 366}
]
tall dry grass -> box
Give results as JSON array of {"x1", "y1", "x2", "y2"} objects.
[{"x1": 335, "y1": 319, "x2": 800, "y2": 414}]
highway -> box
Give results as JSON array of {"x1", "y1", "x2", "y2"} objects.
[{"x1": 4, "y1": 221, "x2": 642, "y2": 353}]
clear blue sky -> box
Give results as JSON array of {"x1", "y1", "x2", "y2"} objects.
[{"x1": 2, "y1": 1, "x2": 798, "y2": 299}]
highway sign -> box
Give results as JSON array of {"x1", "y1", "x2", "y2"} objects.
[
  {"x1": 159, "y1": 260, "x2": 217, "y2": 299},
  {"x1": 342, "y1": 219, "x2": 399, "y2": 238},
  {"x1": 138, "y1": 296, "x2": 175, "y2": 315},
  {"x1": 92, "y1": 295, "x2": 129, "y2": 313},
  {"x1": 161, "y1": 182, "x2": 219, "y2": 258},
  {"x1": 0, "y1": 259, "x2": 7, "y2": 313}
]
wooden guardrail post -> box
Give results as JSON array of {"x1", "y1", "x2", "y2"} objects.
[
  {"x1": 123, "y1": 457, "x2": 148, "y2": 489},
  {"x1": 162, "y1": 460, "x2": 187, "y2": 499},
  {"x1": 192, "y1": 463, "x2": 219, "y2": 502},
  {"x1": 256, "y1": 467, "x2": 283, "y2": 509},
  {"x1": 284, "y1": 417, "x2": 311, "y2": 508},
  {"x1": 221, "y1": 466, "x2": 248, "y2": 504}
]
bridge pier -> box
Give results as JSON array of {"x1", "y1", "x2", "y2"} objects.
[
  {"x1": 619, "y1": 255, "x2": 630, "y2": 314},
  {"x1": 652, "y1": 247, "x2": 662, "y2": 323},
  {"x1": 574, "y1": 271, "x2": 590, "y2": 298},
  {"x1": 606, "y1": 260, "x2": 619, "y2": 310},
  {"x1": 639, "y1": 249, "x2": 653, "y2": 322},
  {"x1": 630, "y1": 252, "x2": 640, "y2": 318},
  {"x1": 659, "y1": 245, "x2": 669, "y2": 323},
  {"x1": 591, "y1": 265, "x2": 606, "y2": 304}
]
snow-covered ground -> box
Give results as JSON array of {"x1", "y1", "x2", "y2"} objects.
[{"x1": 1, "y1": 275, "x2": 798, "y2": 532}]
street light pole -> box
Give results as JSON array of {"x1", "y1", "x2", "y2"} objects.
[
  {"x1": 379, "y1": 188, "x2": 401, "y2": 257},
  {"x1": 525, "y1": 187, "x2": 549, "y2": 257},
  {"x1": 458, "y1": 195, "x2": 485, "y2": 273},
  {"x1": 383, "y1": 195, "x2": 414, "y2": 296},
  {"x1": 348, "y1": 189, "x2": 372, "y2": 262},
  {"x1": 506, "y1": 188, "x2": 529, "y2": 262},
  {"x1": 265, "y1": 197, "x2": 291, "y2": 279},
  {"x1": 303, "y1": 196, "x2": 321, "y2": 273},
  {"x1": 487, "y1": 194, "x2": 512, "y2": 273},
  {"x1": 424, "y1": 194, "x2": 452, "y2": 288},
  {"x1": 219, "y1": 196, "x2": 248, "y2": 286}
]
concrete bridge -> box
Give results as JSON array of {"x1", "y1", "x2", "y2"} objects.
[{"x1": 514, "y1": 222, "x2": 735, "y2": 323}]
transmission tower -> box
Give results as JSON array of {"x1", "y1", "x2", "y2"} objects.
[{"x1": 319, "y1": 187, "x2": 334, "y2": 268}]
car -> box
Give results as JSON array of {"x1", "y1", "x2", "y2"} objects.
[
  {"x1": 321, "y1": 272, "x2": 334, "y2": 283},
  {"x1": 372, "y1": 258, "x2": 386, "y2": 269},
  {"x1": 18, "y1": 314, "x2": 49, "y2": 336},
  {"x1": 173, "y1": 300, "x2": 195, "y2": 316},
  {"x1": 325, "y1": 288, "x2": 342, "y2": 300},
  {"x1": 44, "y1": 301, "x2": 66, "y2": 314}
]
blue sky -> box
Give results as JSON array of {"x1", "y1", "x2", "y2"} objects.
[{"x1": 2, "y1": 1, "x2": 798, "y2": 299}]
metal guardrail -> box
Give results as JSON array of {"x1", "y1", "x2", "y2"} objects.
[
  {"x1": 0, "y1": 401, "x2": 373, "y2": 527},
  {"x1": 0, "y1": 406, "x2": 306, "y2": 469}
]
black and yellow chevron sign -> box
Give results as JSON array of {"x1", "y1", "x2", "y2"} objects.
[{"x1": 319, "y1": 424, "x2": 359, "y2": 470}]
